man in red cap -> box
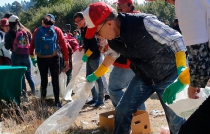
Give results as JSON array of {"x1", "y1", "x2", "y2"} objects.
[
  {"x1": 83, "y1": 2, "x2": 188, "y2": 134},
  {"x1": 106, "y1": 0, "x2": 145, "y2": 110}
]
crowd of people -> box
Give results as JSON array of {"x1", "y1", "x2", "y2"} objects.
[{"x1": 0, "y1": 0, "x2": 210, "y2": 133}]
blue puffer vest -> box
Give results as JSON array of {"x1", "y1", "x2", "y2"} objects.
[{"x1": 108, "y1": 13, "x2": 177, "y2": 85}]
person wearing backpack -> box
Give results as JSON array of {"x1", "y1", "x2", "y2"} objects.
[
  {"x1": 60, "y1": 30, "x2": 79, "y2": 86},
  {"x1": 4, "y1": 15, "x2": 36, "y2": 100},
  {"x1": 0, "y1": 18, "x2": 11, "y2": 65},
  {"x1": 30, "y1": 14, "x2": 69, "y2": 108}
]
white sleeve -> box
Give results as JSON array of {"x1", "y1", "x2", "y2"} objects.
[{"x1": 106, "y1": 47, "x2": 120, "y2": 59}]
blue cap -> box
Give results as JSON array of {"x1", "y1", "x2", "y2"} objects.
[{"x1": 47, "y1": 14, "x2": 55, "y2": 21}]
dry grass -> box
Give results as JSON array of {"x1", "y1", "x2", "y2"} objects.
[{"x1": 0, "y1": 96, "x2": 57, "y2": 134}]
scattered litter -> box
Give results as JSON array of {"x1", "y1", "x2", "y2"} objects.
[
  {"x1": 108, "y1": 115, "x2": 114, "y2": 118},
  {"x1": 92, "y1": 129, "x2": 100, "y2": 134},
  {"x1": 100, "y1": 105, "x2": 106, "y2": 109},
  {"x1": 149, "y1": 109, "x2": 165, "y2": 118},
  {"x1": 80, "y1": 120, "x2": 89, "y2": 125},
  {"x1": 159, "y1": 126, "x2": 170, "y2": 134}
]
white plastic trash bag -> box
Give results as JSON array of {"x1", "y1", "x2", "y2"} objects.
[
  {"x1": 36, "y1": 82, "x2": 54, "y2": 98},
  {"x1": 167, "y1": 86, "x2": 210, "y2": 118},
  {"x1": 59, "y1": 72, "x2": 67, "y2": 98},
  {"x1": 64, "y1": 50, "x2": 84, "y2": 100},
  {"x1": 34, "y1": 82, "x2": 94, "y2": 134},
  {"x1": 31, "y1": 65, "x2": 41, "y2": 87},
  {"x1": 72, "y1": 49, "x2": 84, "y2": 62}
]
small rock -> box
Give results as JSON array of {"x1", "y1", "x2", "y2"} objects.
[
  {"x1": 149, "y1": 109, "x2": 165, "y2": 118},
  {"x1": 91, "y1": 118, "x2": 98, "y2": 122}
]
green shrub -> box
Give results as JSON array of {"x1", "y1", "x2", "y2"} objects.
[{"x1": 19, "y1": 0, "x2": 98, "y2": 32}]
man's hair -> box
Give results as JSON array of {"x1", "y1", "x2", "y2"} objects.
[
  {"x1": 42, "y1": 15, "x2": 55, "y2": 25},
  {"x1": 127, "y1": 3, "x2": 135, "y2": 11},
  {"x1": 3, "y1": 13, "x2": 13, "y2": 19},
  {"x1": 174, "y1": 19, "x2": 178, "y2": 23},
  {"x1": 101, "y1": 9, "x2": 118, "y2": 24},
  {"x1": 73, "y1": 12, "x2": 84, "y2": 20}
]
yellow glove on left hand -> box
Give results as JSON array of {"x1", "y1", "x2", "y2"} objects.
[
  {"x1": 175, "y1": 51, "x2": 190, "y2": 84},
  {"x1": 86, "y1": 64, "x2": 109, "y2": 82}
]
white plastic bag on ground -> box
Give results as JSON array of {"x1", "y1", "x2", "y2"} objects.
[
  {"x1": 36, "y1": 82, "x2": 54, "y2": 98},
  {"x1": 64, "y1": 50, "x2": 84, "y2": 100},
  {"x1": 34, "y1": 82, "x2": 94, "y2": 134},
  {"x1": 31, "y1": 65, "x2": 41, "y2": 87},
  {"x1": 59, "y1": 72, "x2": 67, "y2": 98},
  {"x1": 168, "y1": 86, "x2": 210, "y2": 118}
]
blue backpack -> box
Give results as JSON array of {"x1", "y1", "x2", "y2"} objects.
[{"x1": 34, "y1": 25, "x2": 59, "y2": 55}]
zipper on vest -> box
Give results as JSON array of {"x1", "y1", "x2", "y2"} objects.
[{"x1": 134, "y1": 36, "x2": 145, "y2": 47}]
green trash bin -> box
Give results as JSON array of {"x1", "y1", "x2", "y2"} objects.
[{"x1": 0, "y1": 66, "x2": 27, "y2": 105}]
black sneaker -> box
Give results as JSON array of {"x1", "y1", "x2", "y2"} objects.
[
  {"x1": 54, "y1": 102, "x2": 62, "y2": 109},
  {"x1": 86, "y1": 100, "x2": 96, "y2": 105},
  {"x1": 104, "y1": 95, "x2": 110, "y2": 101},
  {"x1": 71, "y1": 92, "x2": 75, "y2": 96}
]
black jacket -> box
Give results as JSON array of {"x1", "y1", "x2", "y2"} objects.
[
  {"x1": 108, "y1": 13, "x2": 177, "y2": 85},
  {"x1": 80, "y1": 26, "x2": 100, "y2": 60}
]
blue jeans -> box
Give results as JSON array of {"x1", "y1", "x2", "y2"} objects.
[
  {"x1": 11, "y1": 52, "x2": 35, "y2": 94},
  {"x1": 114, "y1": 75, "x2": 186, "y2": 134},
  {"x1": 109, "y1": 66, "x2": 145, "y2": 110},
  {"x1": 86, "y1": 57, "x2": 104, "y2": 103}
]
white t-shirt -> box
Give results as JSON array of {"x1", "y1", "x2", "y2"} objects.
[
  {"x1": 0, "y1": 31, "x2": 11, "y2": 58},
  {"x1": 175, "y1": 0, "x2": 210, "y2": 46}
]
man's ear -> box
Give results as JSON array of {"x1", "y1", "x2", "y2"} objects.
[{"x1": 107, "y1": 20, "x2": 113, "y2": 27}]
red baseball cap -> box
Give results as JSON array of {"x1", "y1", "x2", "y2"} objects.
[
  {"x1": 114, "y1": 0, "x2": 134, "y2": 4},
  {"x1": 0, "y1": 18, "x2": 9, "y2": 26},
  {"x1": 83, "y1": 2, "x2": 113, "y2": 39}
]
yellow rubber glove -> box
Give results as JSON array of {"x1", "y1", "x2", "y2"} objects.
[
  {"x1": 86, "y1": 64, "x2": 109, "y2": 82},
  {"x1": 163, "y1": 51, "x2": 190, "y2": 104},
  {"x1": 82, "y1": 49, "x2": 93, "y2": 62},
  {"x1": 175, "y1": 51, "x2": 190, "y2": 84}
]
